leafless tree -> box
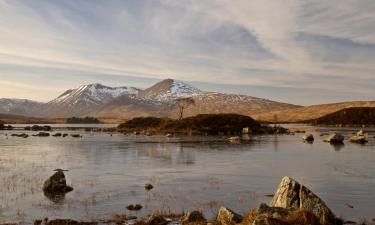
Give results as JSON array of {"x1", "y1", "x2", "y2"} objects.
[{"x1": 175, "y1": 97, "x2": 195, "y2": 119}]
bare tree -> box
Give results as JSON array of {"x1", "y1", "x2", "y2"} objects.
[{"x1": 175, "y1": 97, "x2": 195, "y2": 119}]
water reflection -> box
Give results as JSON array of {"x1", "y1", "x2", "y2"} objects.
[
  {"x1": 330, "y1": 143, "x2": 345, "y2": 151},
  {"x1": 1, "y1": 127, "x2": 375, "y2": 223},
  {"x1": 43, "y1": 192, "x2": 66, "y2": 204},
  {"x1": 144, "y1": 143, "x2": 196, "y2": 165}
]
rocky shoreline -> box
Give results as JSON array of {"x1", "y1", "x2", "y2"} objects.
[{"x1": 2, "y1": 176, "x2": 373, "y2": 225}]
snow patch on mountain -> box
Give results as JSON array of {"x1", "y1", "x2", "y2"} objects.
[
  {"x1": 146, "y1": 79, "x2": 202, "y2": 101},
  {"x1": 51, "y1": 83, "x2": 139, "y2": 105}
]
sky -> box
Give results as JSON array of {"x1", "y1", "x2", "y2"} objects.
[{"x1": 1, "y1": 0, "x2": 375, "y2": 105}]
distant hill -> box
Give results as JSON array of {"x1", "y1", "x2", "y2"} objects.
[
  {"x1": 253, "y1": 101, "x2": 375, "y2": 122},
  {"x1": 308, "y1": 107, "x2": 375, "y2": 125},
  {"x1": 0, "y1": 113, "x2": 64, "y2": 124},
  {"x1": 0, "y1": 98, "x2": 44, "y2": 116}
]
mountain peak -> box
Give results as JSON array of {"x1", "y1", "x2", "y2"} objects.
[
  {"x1": 139, "y1": 79, "x2": 202, "y2": 100},
  {"x1": 50, "y1": 83, "x2": 140, "y2": 105}
]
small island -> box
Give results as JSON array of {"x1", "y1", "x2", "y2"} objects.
[
  {"x1": 118, "y1": 113, "x2": 287, "y2": 135},
  {"x1": 66, "y1": 116, "x2": 100, "y2": 124}
]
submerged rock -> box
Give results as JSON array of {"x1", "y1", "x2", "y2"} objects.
[
  {"x1": 71, "y1": 134, "x2": 82, "y2": 138},
  {"x1": 44, "y1": 219, "x2": 97, "y2": 225},
  {"x1": 217, "y1": 207, "x2": 243, "y2": 225},
  {"x1": 270, "y1": 176, "x2": 341, "y2": 225},
  {"x1": 43, "y1": 169, "x2": 73, "y2": 194},
  {"x1": 302, "y1": 134, "x2": 314, "y2": 142},
  {"x1": 145, "y1": 183, "x2": 154, "y2": 191},
  {"x1": 349, "y1": 135, "x2": 367, "y2": 144},
  {"x1": 324, "y1": 133, "x2": 344, "y2": 144},
  {"x1": 126, "y1": 204, "x2": 143, "y2": 211},
  {"x1": 227, "y1": 136, "x2": 241, "y2": 143},
  {"x1": 52, "y1": 133, "x2": 62, "y2": 137},
  {"x1": 33, "y1": 132, "x2": 50, "y2": 137},
  {"x1": 11, "y1": 133, "x2": 29, "y2": 138}
]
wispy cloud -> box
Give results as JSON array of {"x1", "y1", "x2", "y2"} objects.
[{"x1": 0, "y1": 0, "x2": 374, "y2": 105}]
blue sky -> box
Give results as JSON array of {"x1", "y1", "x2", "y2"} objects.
[{"x1": 1, "y1": 0, "x2": 375, "y2": 105}]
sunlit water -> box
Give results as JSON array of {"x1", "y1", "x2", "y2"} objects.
[{"x1": 0, "y1": 124, "x2": 375, "y2": 224}]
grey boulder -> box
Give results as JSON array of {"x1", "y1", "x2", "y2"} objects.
[{"x1": 270, "y1": 176, "x2": 341, "y2": 225}]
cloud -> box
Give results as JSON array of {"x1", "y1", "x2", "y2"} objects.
[{"x1": 0, "y1": 0, "x2": 374, "y2": 104}]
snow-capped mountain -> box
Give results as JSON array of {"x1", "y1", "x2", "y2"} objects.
[
  {"x1": 41, "y1": 83, "x2": 141, "y2": 117},
  {"x1": 0, "y1": 79, "x2": 301, "y2": 119},
  {"x1": 139, "y1": 79, "x2": 202, "y2": 101},
  {"x1": 0, "y1": 98, "x2": 44, "y2": 116},
  {"x1": 51, "y1": 83, "x2": 139, "y2": 105}
]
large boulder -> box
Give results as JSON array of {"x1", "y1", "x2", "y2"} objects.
[
  {"x1": 217, "y1": 207, "x2": 243, "y2": 225},
  {"x1": 323, "y1": 133, "x2": 344, "y2": 144},
  {"x1": 270, "y1": 176, "x2": 341, "y2": 225},
  {"x1": 43, "y1": 170, "x2": 73, "y2": 194}
]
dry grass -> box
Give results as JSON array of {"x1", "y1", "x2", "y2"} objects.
[{"x1": 241, "y1": 209, "x2": 323, "y2": 225}]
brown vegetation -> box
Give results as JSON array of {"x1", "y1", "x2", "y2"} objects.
[
  {"x1": 118, "y1": 114, "x2": 264, "y2": 135},
  {"x1": 253, "y1": 101, "x2": 375, "y2": 123},
  {"x1": 307, "y1": 107, "x2": 375, "y2": 125}
]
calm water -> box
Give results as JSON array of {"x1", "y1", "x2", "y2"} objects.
[{"x1": 0, "y1": 125, "x2": 375, "y2": 223}]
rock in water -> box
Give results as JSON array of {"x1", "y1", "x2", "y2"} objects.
[
  {"x1": 349, "y1": 135, "x2": 367, "y2": 144},
  {"x1": 217, "y1": 207, "x2": 243, "y2": 225},
  {"x1": 270, "y1": 176, "x2": 341, "y2": 225},
  {"x1": 227, "y1": 136, "x2": 241, "y2": 143},
  {"x1": 43, "y1": 170, "x2": 73, "y2": 194},
  {"x1": 324, "y1": 133, "x2": 344, "y2": 144},
  {"x1": 144, "y1": 183, "x2": 154, "y2": 191},
  {"x1": 356, "y1": 129, "x2": 366, "y2": 136},
  {"x1": 302, "y1": 134, "x2": 314, "y2": 142}
]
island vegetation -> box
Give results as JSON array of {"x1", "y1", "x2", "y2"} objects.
[
  {"x1": 66, "y1": 116, "x2": 100, "y2": 124},
  {"x1": 308, "y1": 107, "x2": 375, "y2": 126},
  {"x1": 118, "y1": 113, "x2": 287, "y2": 135}
]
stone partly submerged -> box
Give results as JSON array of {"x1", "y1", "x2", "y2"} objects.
[
  {"x1": 227, "y1": 136, "x2": 241, "y2": 143},
  {"x1": 270, "y1": 176, "x2": 342, "y2": 225},
  {"x1": 302, "y1": 134, "x2": 314, "y2": 142},
  {"x1": 356, "y1": 129, "x2": 366, "y2": 136},
  {"x1": 349, "y1": 135, "x2": 367, "y2": 144},
  {"x1": 323, "y1": 133, "x2": 344, "y2": 144},
  {"x1": 43, "y1": 169, "x2": 73, "y2": 194},
  {"x1": 216, "y1": 207, "x2": 243, "y2": 225}
]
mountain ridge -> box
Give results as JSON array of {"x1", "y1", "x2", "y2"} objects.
[{"x1": 0, "y1": 79, "x2": 301, "y2": 119}]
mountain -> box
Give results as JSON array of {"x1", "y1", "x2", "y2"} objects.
[
  {"x1": 101, "y1": 79, "x2": 300, "y2": 119},
  {"x1": 0, "y1": 98, "x2": 44, "y2": 116},
  {"x1": 253, "y1": 101, "x2": 375, "y2": 122},
  {"x1": 139, "y1": 79, "x2": 202, "y2": 101},
  {"x1": 184, "y1": 92, "x2": 300, "y2": 117},
  {"x1": 40, "y1": 83, "x2": 140, "y2": 117},
  {"x1": 0, "y1": 79, "x2": 302, "y2": 119},
  {"x1": 92, "y1": 94, "x2": 174, "y2": 118}
]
